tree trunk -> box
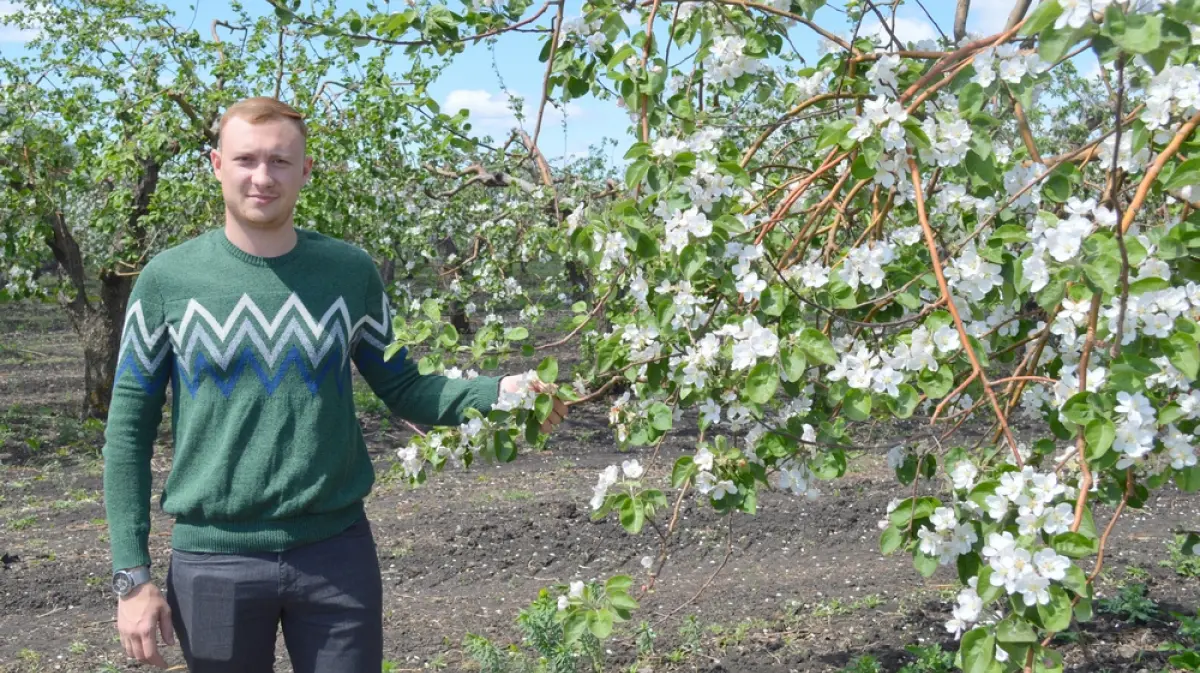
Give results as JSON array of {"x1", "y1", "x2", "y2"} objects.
[
  {"x1": 381, "y1": 256, "x2": 396, "y2": 287},
  {"x1": 434, "y1": 233, "x2": 471, "y2": 334},
  {"x1": 72, "y1": 272, "x2": 132, "y2": 420}
]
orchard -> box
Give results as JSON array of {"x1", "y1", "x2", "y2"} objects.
[{"x1": 2, "y1": 0, "x2": 1200, "y2": 671}]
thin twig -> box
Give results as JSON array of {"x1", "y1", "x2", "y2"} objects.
[{"x1": 909, "y1": 158, "x2": 1022, "y2": 465}]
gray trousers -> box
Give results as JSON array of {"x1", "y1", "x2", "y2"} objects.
[{"x1": 165, "y1": 515, "x2": 383, "y2": 673}]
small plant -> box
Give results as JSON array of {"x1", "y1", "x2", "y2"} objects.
[
  {"x1": 898, "y1": 643, "x2": 955, "y2": 673},
  {"x1": 9, "y1": 515, "x2": 35, "y2": 530},
  {"x1": 678, "y1": 614, "x2": 703, "y2": 655},
  {"x1": 841, "y1": 654, "x2": 883, "y2": 673},
  {"x1": 1098, "y1": 583, "x2": 1159, "y2": 624},
  {"x1": 1160, "y1": 534, "x2": 1200, "y2": 578},
  {"x1": 68, "y1": 641, "x2": 87, "y2": 655},
  {"x1": 462, "y1": 634, "x2": 509, "y2": 673},
  {"x1": 634, "y1": 620, "x2": 656, "y2": 656}
]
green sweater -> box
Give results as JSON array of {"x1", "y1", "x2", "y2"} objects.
[{"x1": 103, "y1": 228, "x2": 501, "y2": 572}]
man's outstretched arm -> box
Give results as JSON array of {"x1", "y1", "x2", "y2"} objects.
[
  {"x1": 102, "y1": 264, "x2": 176, "y2": 667},
  {"x1": 352, "y1": 263, "x2": 504, "y2": 426}
]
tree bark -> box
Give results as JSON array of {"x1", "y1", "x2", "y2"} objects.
[
  {"x1": 1006, "y1": 0, "x2": 1032, "y2": 30},
  {"x1": 434, "y1": 233, "x2": 471, "y2": 334},
  {"x1": 954, "y1": 0, "x2": 970, "y2": 43}
]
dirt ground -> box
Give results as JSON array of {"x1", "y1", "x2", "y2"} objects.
[{"x1": 1, "y1": 299, "x2": 1197, "y2": 673}]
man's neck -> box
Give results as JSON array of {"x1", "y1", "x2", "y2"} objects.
[{"x1": 224, "y1": 216, "x2": 298, "y2": 259}]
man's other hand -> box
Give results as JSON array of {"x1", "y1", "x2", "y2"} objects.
[{"x1": 117, "y1": 582, "x2": 174, "y2": 668}]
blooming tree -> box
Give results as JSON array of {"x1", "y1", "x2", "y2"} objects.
[{"x1": 326, "y1": 0, "x2": 1200, "y2": 665}]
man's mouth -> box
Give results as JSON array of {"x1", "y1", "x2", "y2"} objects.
[{"x1": 248, "y1": 195, "x2": 277, "y2": 205}]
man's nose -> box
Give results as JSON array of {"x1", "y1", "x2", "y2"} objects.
[{"x1": 252, "y1": 163, "x2": 275, "y2": 186}]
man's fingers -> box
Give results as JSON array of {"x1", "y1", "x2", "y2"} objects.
[
  {"x1": 141, "y1": 630, "x2": 168, "y2": 668},
  {"x1": 159, "y1": 605, "x2": 175, "y2": 646}
]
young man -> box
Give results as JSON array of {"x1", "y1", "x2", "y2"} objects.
[{"x1": 103, "y1": 96, "x2": 568, "y2": 672}]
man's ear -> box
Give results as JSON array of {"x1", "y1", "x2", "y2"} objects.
[
  {"x1": 210, "y1": 147, "x2": 223, "y2": 179},
  {"x1": 302, "y1": 155, "x2": 313, "y2": 185}
]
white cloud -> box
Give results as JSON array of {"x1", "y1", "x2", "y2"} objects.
[
  {"x1": 862, "y1": 16, "x2": 939, "y2": 47},
  {"x1": 0, "y1": 1, "x2": 43, "y2": 43},
  {"x1": 966, "y1": 1, "x2": 1026, "y2": 36},
  {"x1": 443, "y1": 88, "x2": 583, "y2": 137}
]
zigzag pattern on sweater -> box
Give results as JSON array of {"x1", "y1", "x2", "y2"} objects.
[{"x1": 115, "y1": 293, "x2": 400, "y2": 397}]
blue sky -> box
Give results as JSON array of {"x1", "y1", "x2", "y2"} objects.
[{"x1": 0, "y1": 0, "x2": 1055, "y2": 163}]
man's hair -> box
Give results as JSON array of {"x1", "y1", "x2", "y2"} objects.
[{"x1": 216, "y1": 97, "x2": 307, "y2": 148}]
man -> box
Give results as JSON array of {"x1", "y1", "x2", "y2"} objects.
[{"x1": 102, "y1": 96, "x2": 568, "y2": 672}]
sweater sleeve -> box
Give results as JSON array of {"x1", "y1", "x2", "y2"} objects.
[
  {"x1": 102, "y1": 265, "x2": 173, "y2": 573},
  {"x1": 352, "y1": 262, "x2": 501, "y2": 426}
]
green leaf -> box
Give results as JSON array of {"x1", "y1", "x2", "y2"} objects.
[
  {"x1": 1108, "y1": 8, "x2": 1163, "y2": 54},
  {"x1": 1163, "y1": 332, "x2": 1200, "y2": 380},
  {"x1": 1176, "y1": 465, "x2": 1200, "y2": 492},
  {"x1": 1169, "y1": 652, "x2": 1200, "y2": 670},
  {"x1": 1075, "y1": 596, "x2": 1094, "y2": 622},
  {"x1": 990, "y1": 224, "x2": 1030, "y2": 245},
  {"x1": 671, "y1": 456, "x2": 696, "y2": 488},
  {"x1": 537, "y1": 356, "x2": 559, "y2": 383},
  {"x1": 918, "y1": 367, "x2": 954, "y2": 399},
  {"x1": 816, "y1": 119, "x2": 853, "y2": 151},
  {"x1": 625, "y1": 159, "x2": 649, "y2": 188},
  {"x1": 885, "y1": 384, "x2": 919, "y2": 419},
  {"x1": 1085, "y1": 417, "x2": 1115, "y2": 460},
  {"x1": 422, "y1": 298, "x2": 442, "y2": 321},
  {"x1": 680, "y1": 244, "x2": 706, "y2": 279},
  {"x1": 781, "y1": 347, "x2": 807, "y2": 382},
  {"x1": 965, "y1": 150, "x2": 997, "y2": 188},
  {"x1": 958, "y1": 82, "x2": 986, "y2": 115},
  {"x1": 1062, "y1": 565, "x2": 1088, "y2": 597},
  {"x1": 799, "y1": 327, "x2": 837, "y2": 366},
  {"x1": 608, "y1": 592, "x2": 639, "y2": 612},
  {"x1": 563, "y1": 612, "x2": 588, "y2": 644},
  {"x1": 587, "y1": 609, "x2": 614, "y2": 639},
  {"x1": 913, "y1": 549, "x2": 938, "y2": 577},
  {"x1": 880, "y1": 526, "x2": 904, "y2": 555},
  {"x1": 811, "y1": 448, "x2": 847, "y2": 480},
  {"x1": 961, "y1": 627, "x2": 997, "y2": 673},
  {"x1": 1038, "y1": 586, "x2": 1073, "y2": 632},
  {"x1": 494, "y1": 431, "x2": 516, "y2": 462},
  {"x1": 746, "y1": 362, "x2": 779, "y2": 404},
  {"x1": 1052, "y1": 532, "x2": 1098, "y2": 558},
  {"x1": 1038, "y1": 24, "x2": 1083, "y2": 64},
  {"x1": 1061, "y1": 392, "x2": 1098, "y2": 426},
  {"x1": 1128, "y1": 277, "x2": 1170, "y2": 295},
  {"x1": 619, "y1": 495, "x2": 645, "y2": 533},
  {"x1": 1164, "y1": 157, "x2": 1200, "y2": 191},
  {"x1": 1020, "y1": 0, "x2": 1065, "y2": 36},
  {"x1": 978, "y1": 566, "x2": 1004, "y2": 603},
  {"x1": 605, "y1": 574, "x2": 634, "y2": 595},
  {"x1": 996, "y1": 614, "x2": 1037, "y2": 643},
  {"x1": 957, "y1": 551, "x2": 982, "y2": 586},
  {"x1": 843, "y1": 389, "x2": 872, "y2": 421},
  {"x1": 761, "y1": 284, "x2": 788, "y2": 316},
  {"x1": 504, "y1": 326, "x2": 530, "y2": 341},
  {"x1": 535, "y1": 394, "x2": 554, "y2": 423},
  {"x1": 648, "y1": 402, "x2": 674, "y2": 431}
]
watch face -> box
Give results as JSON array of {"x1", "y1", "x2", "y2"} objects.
[{"x1": 112, "y1": 572, "x2": 132, "y2": 595}]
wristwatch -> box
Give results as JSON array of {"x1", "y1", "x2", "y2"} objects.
[{"x1": 112, "y1": 566, "x2": 152, "y2": 597}]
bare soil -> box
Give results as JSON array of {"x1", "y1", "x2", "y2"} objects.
[{"x1": 1, "y1": 301, "x2": 1197, "y2": 672}]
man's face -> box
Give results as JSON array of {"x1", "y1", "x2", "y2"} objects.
[{"x1": 211, "y1": 116, "x2": 312, "y2": 231}]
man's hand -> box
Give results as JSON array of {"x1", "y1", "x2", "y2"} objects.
[
  {"x1": 500, "y1": 375, "x2": 569, "y2": 433},
  {"x1": 117, "y1": 581, "x2": 174, "y2": 669}
]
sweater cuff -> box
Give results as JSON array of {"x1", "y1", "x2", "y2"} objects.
[{"x1": 473, "y1": 375, "x2": 503, "y2": 412}]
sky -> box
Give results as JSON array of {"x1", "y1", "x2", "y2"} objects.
[{"x1": 0, "y1": 0, "x2": 1059, "y2": 165}]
